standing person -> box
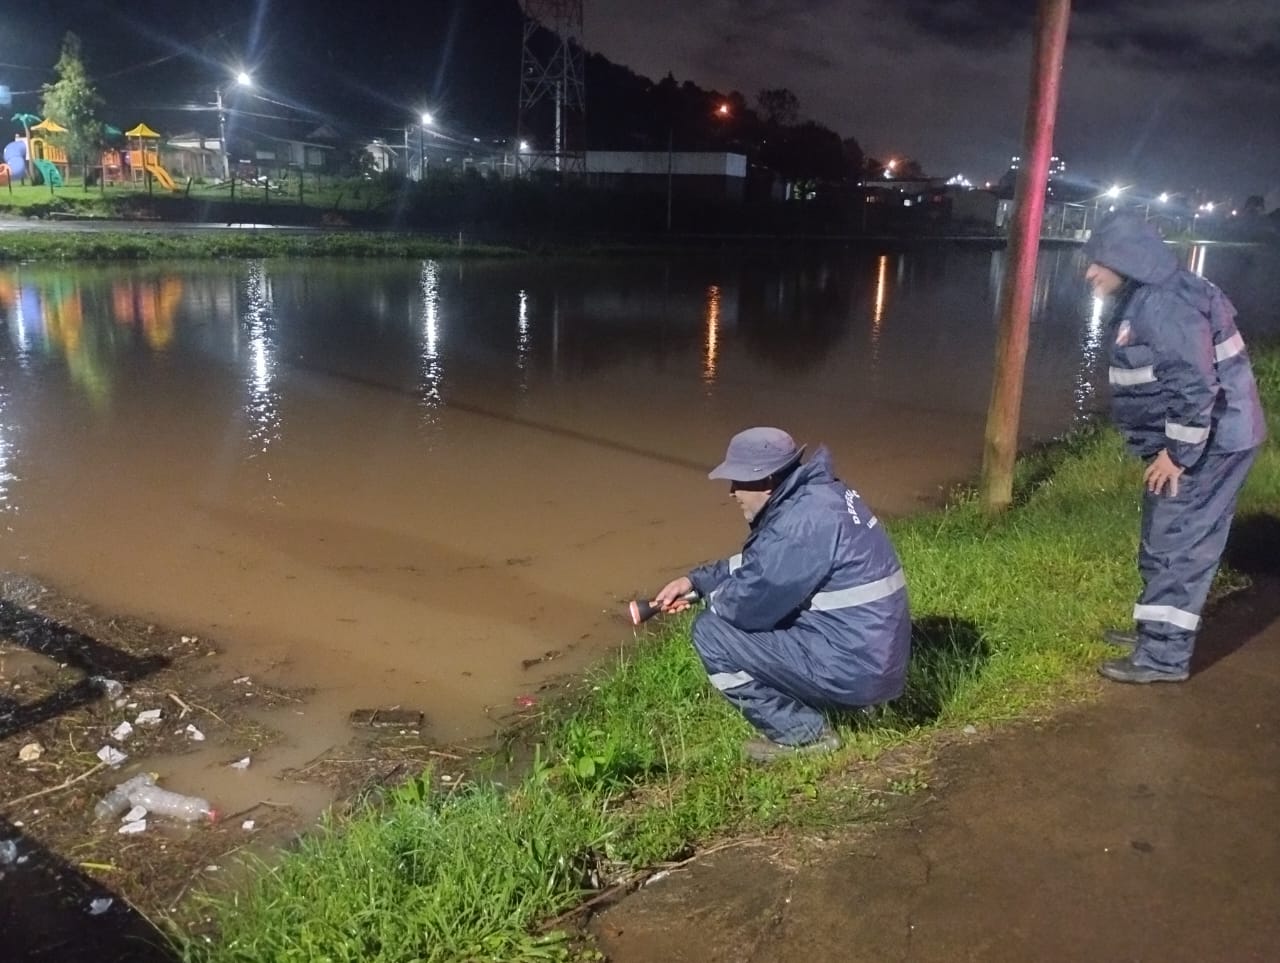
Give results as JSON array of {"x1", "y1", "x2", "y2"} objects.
[
  {"x1": 1084, "y1": 213, "x2": 1265, "y2": 683},
  {"x1": 652, "y1": 427, "x2": 911, "y2": 762}
]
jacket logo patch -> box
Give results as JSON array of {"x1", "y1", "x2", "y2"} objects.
[{"x1": 1116, "y1": 320, "x2": 1132, "y2": 346}]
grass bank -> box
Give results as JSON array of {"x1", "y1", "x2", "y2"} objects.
[
  {"x1": 183, "y1": 347, "x2": 1280, "y2": 963},
  {"x1": 0, "y1": 230, "x2": 521, "y2": 262}
]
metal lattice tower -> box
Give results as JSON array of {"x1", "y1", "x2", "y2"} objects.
[{"x1": 517, "y1": 0, "x2": 586, "y2": 176}]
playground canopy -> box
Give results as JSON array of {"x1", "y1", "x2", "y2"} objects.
[
  {"x1": 30, "y1": 118, "x2": 69, "y2": 133},
  {"x1": 125, "y1": 123, "x2": 161, "y2": 138}
]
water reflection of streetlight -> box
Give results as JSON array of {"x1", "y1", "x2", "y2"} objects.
[
  {"x1": 703, "y1": 284, "x2": 721, "y2": 388},
  {"x1": 516, "y1": 288, "x2": 531, "y2": 389},
  {"x1": 871, "y1": 255, "x2": 889, "y2": 366},
  {"x1": 1075, "y1": 293, "x2": 1106, "y2": 418},
  {"x1": 242, "y1": 262, "x2": 279, "y2": 457},
  {"x1": 419, "y1": 261, "x2": 443, "y2": 419},
  {"x1": 0, "y1": 387, "x2": 16, "y2": 512}
]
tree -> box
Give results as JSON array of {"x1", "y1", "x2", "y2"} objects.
[
  {"x1": 841, "y1": 137, "x2": 865, "y2": 182},
  {"x1": 40, "y1": 32, "x2": 103, "y2": 177},
  {"x1": 756, "y1": 88, "x2": 800, "y2": 127}
]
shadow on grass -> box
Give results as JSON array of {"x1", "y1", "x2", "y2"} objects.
[
  {"x1": 0, "y1": 600, "x2": 169, "y2": 741},
  {"x1": 1193, "y1": 511, "x2": 1280, "y2": 675},
  {"x1": 882, "y1": 616, "x2": 990, "y2": 728}
]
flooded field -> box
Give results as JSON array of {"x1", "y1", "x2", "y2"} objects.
[{"x1": 1, "y1": 242, "x2": 1277, "y2": 820}]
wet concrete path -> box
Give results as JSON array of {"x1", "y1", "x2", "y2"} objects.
[{"x1": 591, "y1": 578, "x2": 1280, "y2": 962}]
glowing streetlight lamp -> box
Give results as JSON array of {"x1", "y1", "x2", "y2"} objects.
[
  {"x1": 216, "y1": 70, "x2": 253, "y2": 182},
  {"x1": 1158, "y1": 192, "x2": 1169, "y2": 204},
  {"x1": 1104, "y1": 184, "x2": 1121, "y2": 199},
  {"x1": 417, "y1": 111, "x2": 435, "y2": 181},
  {"x1": 715, "y1": 102, "x2": 731, "y2": 118}
]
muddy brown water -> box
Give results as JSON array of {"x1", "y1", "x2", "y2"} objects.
[{"x1": 1, "y1": 243, "x2": 1276, "y2": 818}]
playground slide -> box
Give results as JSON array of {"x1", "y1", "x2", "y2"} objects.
[
  {"x1": 0, "y1": 163, "x2": 8, "y2": 186},
  {"x1": 33, "y1": 159, "x2": 63, "y2": 187},
  {"x1": 143, "y1": 162, "x2": 176, "y2": 191}
]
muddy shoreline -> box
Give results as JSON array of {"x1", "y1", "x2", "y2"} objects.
[{"x1": 0, "y1": 571, "x2": 531, "y2": 957}]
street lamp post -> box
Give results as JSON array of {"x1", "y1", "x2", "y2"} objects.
[
  {"x1": 217, "y1": 72, "x2": 253, "y2": 182},
  {"x1": 418, "y1": 112, "x2": 434, "y2": 182}
]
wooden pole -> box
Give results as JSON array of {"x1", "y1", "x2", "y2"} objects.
[{"x1": 980, "y1": 0, "x2": 1072, "y2": 512}]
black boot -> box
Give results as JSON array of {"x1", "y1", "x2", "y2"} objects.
[
  {"x1": 1099, "y1": 656, "x2": 1189, "y2": 684},
  {"x1": 1101, "y1": 628, "x2": 1138, "y2": 649}
]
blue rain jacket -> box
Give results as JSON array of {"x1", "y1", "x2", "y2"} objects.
[
  {"x1": 1084, "y1": 215, "x2": 1266, "y2": 467},
  {"x1": 687, "y1": 447, "x2": 910, "y2": 706}
]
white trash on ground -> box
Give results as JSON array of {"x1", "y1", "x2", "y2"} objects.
[
  {"x1": 17, "y1": 742, "x2": 43, "y2": 762},
  {"x1": 96, "y1": 746, "x2": 128, "y2": 767},
  {"x1": 110, "y1": 721, "x2": 134, "y2": 742},
  {"x1": 135, "y1": 709, "x2": 162, "y2": 726}
]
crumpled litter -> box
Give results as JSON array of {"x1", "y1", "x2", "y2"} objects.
[
  {"x1": 118, "y1": 819, "x2": 147, "y2": 835},
  {"x1": 241, "y1": 819, "x2": 255, "y2": 831},
  {"x1": 88, "y1": 897, "x2": 114, "y2": 915},
  {"x1": 135, "y1": 709, "x2": 162, "y2": 726},
  {"x1": 18, "y1": 742, "x2": 43, "y2": 762},
  {"x1": 96, "y1": 746, "x2": 128, "y2": 767},
  {"x1": 229, "y1": 756, "x2": 251, "y2": 770},
  {"x1": 122, "y1": 805, "x2": 147, "y2": 823},
  {"x1": 185, "y1": 724, "x2": 205, "y2": 742},
  {"x1": 110, "y1": 721, "x2": 134, "y2": 742}
]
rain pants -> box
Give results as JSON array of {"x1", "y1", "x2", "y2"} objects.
[
  {"x1": 1085, "y1": 214, "x2": 1266, "y2": 673},
  {"x1": 687, "y1": 447, "x2": 911, "y2": 744}
]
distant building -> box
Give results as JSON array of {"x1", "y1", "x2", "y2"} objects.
[{"x1": 583, "y1": 151, "x2": 747, "y2": 201}]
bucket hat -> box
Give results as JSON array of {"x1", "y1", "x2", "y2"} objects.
[{"x1": 708, "y1": 427, "x2": 805, "y2": 482}]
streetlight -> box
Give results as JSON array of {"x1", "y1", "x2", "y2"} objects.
[
  {"x1": 418, "y1": 111, "x2": 434, "y2": 182},
  {"x1": 216, "y1": 71, "x2": 252, "y2": 182},
  {"x1": 1104, "y1": 184, "x2": 1121, "y2": 199}
]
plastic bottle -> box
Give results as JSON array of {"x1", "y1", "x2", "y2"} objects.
[
  {"x1": 94, "y1": 773, "x2": 157, "y2": 821},
  {"x1": 127, "y1": 784, "x2": 219, "y2": 823}
]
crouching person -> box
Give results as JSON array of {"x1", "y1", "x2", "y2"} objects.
[{"x1": 654, "y1": 427, "x2": 911, "y2": 762}]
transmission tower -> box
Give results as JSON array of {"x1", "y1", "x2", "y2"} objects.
[{"x1": 517, "y1": 0, "x2": 586, "y2": 177}]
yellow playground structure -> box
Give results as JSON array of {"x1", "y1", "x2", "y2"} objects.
[
  {"x1": 28, "y1": 117, "x2": 69, "y2": 187},
  {"x1": 125, "y1": 123, "x2": 177, "y2": 191}
]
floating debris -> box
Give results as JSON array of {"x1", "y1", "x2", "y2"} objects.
[
  {"x1": 348, "y1": 708, "x2": 424, "y2": 730},
  {"x1": 88, "y1": 898, "x2": 114, "y2": 916},
  {"x1": 118, "y1": 819, "x2": 147, "y2": 835},
  {"x1": 110, "y1": 721, "x2": 134, "y2": 742},
  {"x1": 17, "y1": 742, "x2": 43, "y2": 762},
  {"x1": 229, "y1": 756, "x2": 251, "y2": 770},
  {"x1": 135, "y1": 709, "x2": 162, "y2": 726},
  {"x1": 185, "y1": 724, "x2": 205, "y2": 742}
]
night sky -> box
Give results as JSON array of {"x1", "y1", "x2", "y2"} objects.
[{"x1": 3, "y1": 0, "x2": 1277, "y2": 200}]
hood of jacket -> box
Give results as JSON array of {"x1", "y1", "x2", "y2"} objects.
[{"x1": 1083, "y1": 212, "x2": 1179, "y2": 286}]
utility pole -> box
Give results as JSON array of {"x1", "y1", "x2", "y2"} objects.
[
  {"x1": 981, "y1": 0, "x2": 1071, "y2": 512},
  {"x1": 216, "y1": 87, "x2": 229, "y2": 181}
]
